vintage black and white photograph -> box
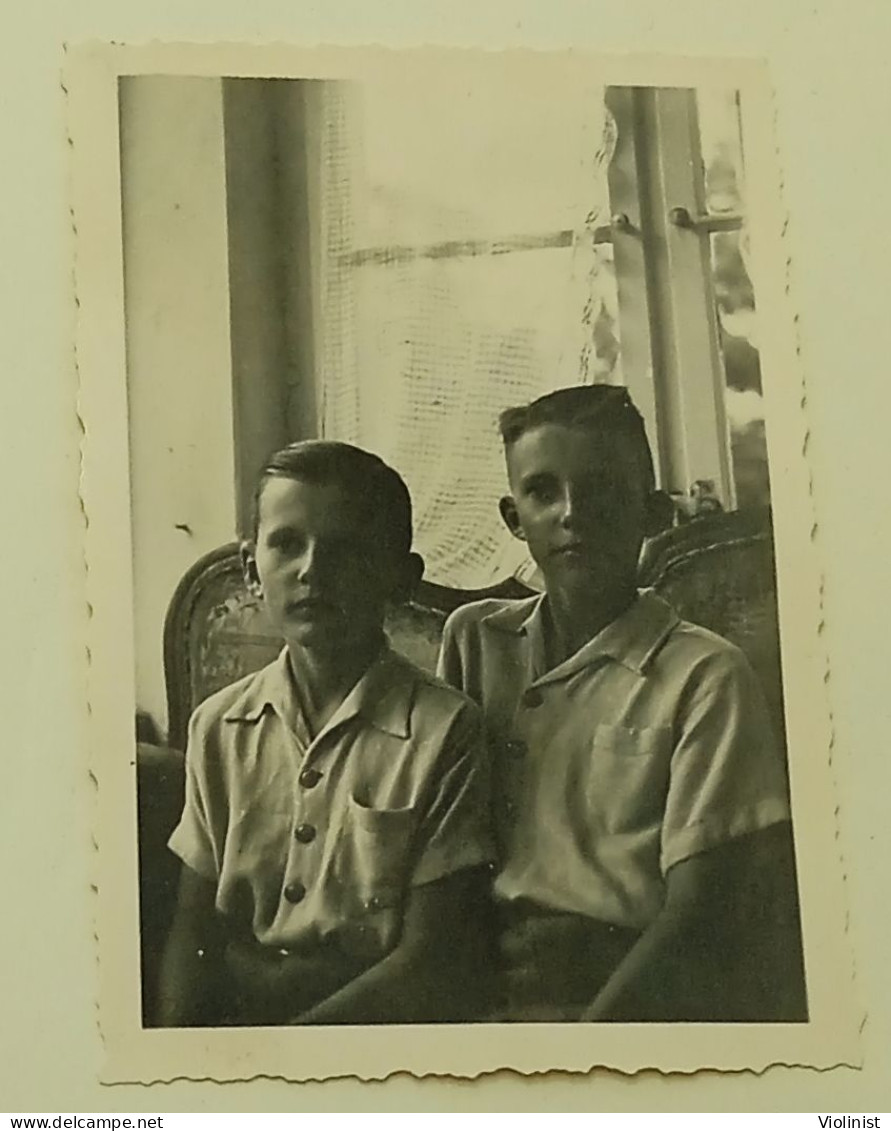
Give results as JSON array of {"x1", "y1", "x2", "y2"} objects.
[{"x1": 69, "y1": 44, "x2": 856, "y2": 1082}]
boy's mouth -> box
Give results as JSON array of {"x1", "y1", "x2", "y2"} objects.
[
  {"x1": 286, "y1": 596, "x2": 337, "y2": 618},
  {"x1": 552, "y1": 540, "x2": 589, "y2": 558},
  {"x1": 550, "y1": 540, "x2": 610, "y2": 571}
]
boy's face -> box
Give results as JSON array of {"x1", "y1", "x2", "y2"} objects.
[
  {"x1": 501, "y1": 422, "x2": 659, "y2": 596},
  {"x1": 244, "y1": 476, "x2": 419, "y2": 653}
]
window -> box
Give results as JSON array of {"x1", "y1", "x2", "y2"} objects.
[
  {"x1": 286, "y1": 80, "x2": 769, "y2": 587},
  {"x1": 314, "y1": 76, "x2": 620, "y2": 589}
]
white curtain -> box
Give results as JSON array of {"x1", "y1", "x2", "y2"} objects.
[{"x1": 313, "y1": 76, "x2": 620, "y2": 589}]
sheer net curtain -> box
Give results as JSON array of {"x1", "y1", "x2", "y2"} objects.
[{"x1": 312, "y1": 76, "x2": 620, "y2": 590}]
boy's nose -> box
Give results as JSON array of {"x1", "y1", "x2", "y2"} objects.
[
  {"x1": 295, "y1": 541, "x2": 320, "y2": 583},
  {"x1": 558, "y1": 486, "x2": 579, "y2": 528}
]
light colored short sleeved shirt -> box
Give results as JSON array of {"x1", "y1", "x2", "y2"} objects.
[
  {"x1": 169, "y1": 645, "x2": 494, "y2": 958},
  {"x1": 438, "y1": 589, "x2": 790, "y2": 930}
]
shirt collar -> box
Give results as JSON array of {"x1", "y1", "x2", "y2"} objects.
[
  {"x1": 223, "y1": 644, "x2": 415, "y2": 739},
  {"x1": 482, "y1": 588, "x2": 679, "y2": 680},
  {"x1": 480, "y1": 594, "x2": 544, "y2": 634}
]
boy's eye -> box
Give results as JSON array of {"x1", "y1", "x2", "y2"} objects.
[
  {"x1": 267, "y1": 530, "x2": 306, "y2": 555},
  {"x1": 523, "y1": 476, "x2": 559, "y2": 503}
]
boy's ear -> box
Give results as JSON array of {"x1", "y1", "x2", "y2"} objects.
[
  {"x1": 406, "y1": 551, "x2": 424, "y2": 595},
  {"x1": 407, "y1": 551, "x2": 424, "y2": 589},
  {"x1": 240, "y1": 541, "x2": 263, "y2": 598},
  {"x1": 499, "y1": 495, "x2": 526, "y2": 542},
  {"x1": 389, "y1": 552, "x2": 424, "y2": 605},
  {"x1": 643, "y1": 490, "x2": 675, "y2": 539}
]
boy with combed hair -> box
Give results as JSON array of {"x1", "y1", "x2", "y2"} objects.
[
  {"x1": 438, "y1": 385, "x2": 803, "y2": 1021},
  {"x1": 160, "y1": 441, "x2": 494, "y2": 1026}
]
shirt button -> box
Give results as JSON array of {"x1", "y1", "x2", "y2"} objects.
[
  {"x1": 506, "y1": 739, "x2": 527, "y2": 759},
  {"x1": 521, "y1": 687, "x2": 543, "y2": 708},
  {"x1": 294, "y1": 823, "x2": 316, "y2": 844},
  {"x1": 284, "y1": 881, "x2": 306, "y2": 904},
  {"x1": 298, "y1": 768, "x2": 322, "y2": 789}
]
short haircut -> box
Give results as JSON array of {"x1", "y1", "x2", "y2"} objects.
[
  {"x1": 499, "y1": 384, "x2": 656, "y2": 492},
  {"x1": 251, "y1": 440, "x2": 413, "y2": 556}
]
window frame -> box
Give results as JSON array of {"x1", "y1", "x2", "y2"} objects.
[
  {"x1": 223, "y1": 81, "x2": 750, "y2": 531},
  {"x1": 606, "y1": 85, "x2": 740, "y2": 510},
  {"x1": 325, "y1": 84, "x2": 746, "y2": 511}
]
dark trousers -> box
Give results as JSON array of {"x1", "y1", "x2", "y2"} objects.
[{"x1": 490, "y1": 900, "x2": 640, "y2": 1021}]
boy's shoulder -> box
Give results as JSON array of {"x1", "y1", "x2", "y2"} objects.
[
  {"x1": 442, "y1": 594, "x2": 541, "y2": 640},
  {"x1": 443, "y1": 590, "x2": 752, "y2": 671},
  {"x1": 382, "y1": 647, "x2": 482, "y2": 724},
  {"x1": 190, "y1": 648, "x2": 477, "y2": 726},
  {"x1": 189, "y1": 656, "x2": 283, "y2": 731},
  {"x1": 660, "y1": 610, "x2": 752, "y2": 669},
  {"x1": 647, "y1": 598, "x2": 764, "y2": 698}
]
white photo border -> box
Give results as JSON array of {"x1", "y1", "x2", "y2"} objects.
[{"x1": 68, "y1": 40, "x2": 861, "y2": 1083}]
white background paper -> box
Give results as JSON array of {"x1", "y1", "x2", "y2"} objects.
[{"x1": 1, "y1": 0, "x2": 889, "y2": 1111}]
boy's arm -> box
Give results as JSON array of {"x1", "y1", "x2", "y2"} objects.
[
  {"x1": 158, "y1": 703, "x2": 230, "y2": 1027},
  {"x1": 222, "y1": 939, "x2": 369, "y2": 1022},
  {"x1": 580, "y1": 852, "x2": 715, "y2": 1022},
  {"x1": 583, "y1": 822, "x2": 801, "y2": 1021},
  {"x1": 158, "y1": 865, "x2": 228, "y2": 1027},
  {"x1": 585, "y1": 645, "x2": 801, "y2": 1023},
  {"x1": 582, "y1": 829, "x2": 745, "y2": 1021},
  {"x1": 294, "y1": 864, "x2": 492, "y2": 1025}
]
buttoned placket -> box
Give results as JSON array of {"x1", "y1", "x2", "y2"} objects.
[
  {"x1": 503, "y1": 631, "x2": 618, "y2": 826},
  {"x1": 278, "y1": 708, "x2": 350, "y2": 917},
  {"x1": 499, "y1": 632, "x2": 548, "y2": 828}
]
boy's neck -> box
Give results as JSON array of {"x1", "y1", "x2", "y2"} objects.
[
  {"x1": 543, "y1": 580, "x2": 638, "y2": 668},
  {"x1": 285, "y1": 631, "x2": 385, "y2": 739}
]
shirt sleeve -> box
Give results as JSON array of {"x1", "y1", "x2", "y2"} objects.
[
  {"x1": 167, "y1": 706, "x2": 223, "y2": 882},
  {"x1": 411, "y1": 700, "x2": 496, "y2": 888},
  {"x1": 660, "y1": 646, "x2": 792, "y2": 874}
]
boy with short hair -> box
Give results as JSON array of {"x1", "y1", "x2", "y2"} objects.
[
  {"x1": 438, "y1": 385, "x2": 802, "y2": 1022},
  {"x1": 160, "y1": 441, "x2": 494, "y2": 1027}
]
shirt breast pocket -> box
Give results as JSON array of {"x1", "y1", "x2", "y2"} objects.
[
  {"x1": 336, "y1": 795, "x2": 418, "y2": 913},
  {"x1": 332, "y1": 796, "x2": 418, "y2": 962},
  {"x1": 586, "y1": 723, "x2": 672, "y2": 836}
]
